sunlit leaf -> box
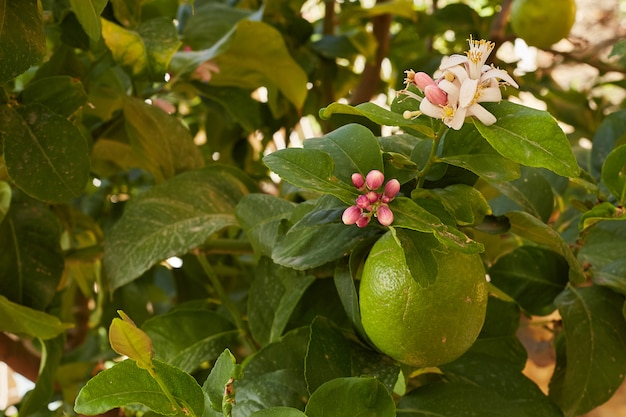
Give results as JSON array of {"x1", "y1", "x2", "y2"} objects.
[
  {"x1": 109, "y1": 311, "x2": 154, "y2": 374},
  {"x1": 0, "y1": 295, "x2": 72, "y2": 339}
]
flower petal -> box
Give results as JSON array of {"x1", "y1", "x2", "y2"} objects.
[
  {"x1": 440, "y1": 54, "x2": 468, "y2": 70},
  {"x1": 419, "y1": 98, "x2": 443, "y2": 119},
  {"x1": 459, "y1": 78, "x2": 478, "y2": 108},
  {"x1": 468, "y1": 103, "x2": 497, "y2": 126},
  {"x1": 482, "y1": 68, "x2": 519, "y2": 88},
  {"x1": 447, "y1": 106, "x2": 467, "y2": 130}
]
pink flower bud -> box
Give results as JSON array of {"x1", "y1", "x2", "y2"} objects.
[
  {"x1": 383, "y1": 179, "x2": 400, "y2": 200},
  {"x1": 342, "y1": 206, "x2": 362, "y2": 225},
  {"x1": 376, "y1": 204, "x2": 394, "y2": 226},
  {"x1": 365, "y1": 170, "x2": 385, "y2": 190},
  {"x1": 351, "y1": 173, "x2": 365, "y2": 190},
  {"x1": 414, "y1": 72, "x2": 436, "y2": 90},
  {"x1": 356, "y1": 195, "x2": 372, "y2": 210},
  {"x1": 356, "y1": 215, "x2": 370, "y2": 228},
  {"x1": 424, "y1": 85, "x2": 448, "y2": 106},
  {"x1": 366, "y1": 191, "x2": 380, "y2": 204}
]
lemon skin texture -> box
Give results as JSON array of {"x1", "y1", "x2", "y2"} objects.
[
  {"x1": 359, "y1": 231, "x2": 488, "y2": 368},
  {"x1": 510, "y1": 0, "x2": 577, "y2": 49}
]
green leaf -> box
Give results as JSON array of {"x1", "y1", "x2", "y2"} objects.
[
  {"x1": 69, "y1": 0, "x2": 108, "y2": 40},
  {"x1": 392, "y1": 197, "x2": 484, "y2": 253},
  {"x1": 0, "y1": 295, "x2": 72, "y2": 339},
  {"x1": 490, "y1": 167, "x2": 555, "y2": 222},
  {"x1": 333, "y1": 260, "x2": 368, "y2": 340},
  {"x1": 233, "y1": 327, "x2": 310, "y2": 416},
  {"x1": 578, "y1": 202, "x2": 626, "y2": 231},
  {"x1": 507, "y1": 211, "x2": 585, "y2": 284},
  {"x1": 101, "y1": 17, "x2": 180, "y2": 81},
  {"x1": 319, "y1": 102, "x2": 435, "y2": 137},
  {"x1": 578, "y1": 219, "x2": 626, "y2": 271},
  {"x1": 181, "y1": 3, "x2": 254, "y2": 50},
  {"x1": 123, "y1": 96, "x2": 204, "y2": 183},
  {"x1": 202, "y1": 349, "x2": 241, "y2": 413},
  {"x1": 74, "y1": 359, "x2": 205, "y2": 417},
  {"x1": 395, "y1": 228, "x2": 439, "y2": 287},
  {"x1": 304, "y1": 377, "x2": 395, "y2": 417},
  {"x1": 142, "y1": 308, "x2": 239, "y2": 373},
  {"x1": 488, "y1": 246, "x2": 569, "y2": 316},
  {"x1": 590, "y1": 109, "x2": 626, "y2": 179},
  {"x1": 475, "y1": 101, "x2": 580, "y2": 178},
  {"x1": 304, "y1": 123, "x2": 384, "y2": 184},
  {"x1": 250, "y1": 408, "x2": 307, "y2": 417},
  {"x1": 104, "y1": 168, "x2": 249, "y2": 290},
  {"x1": 18, "y1": 336, "x2": 64, "y2": 416},
  {"x1": 0, "y1": 193, "x2": 64, "y2": 309},
  {"x1": 0, "y1": 181, "x2": 10, "y2": 224},
  {"x1": 0, "y1": 104, "x2": 90, "y2": 203},
  {"x1": 235, "y1": 194, "x2": 295, "y2": 258},
  {"x1": 263, "y1": 148, "x2": 358, "y2": 204},
  {"x1": 0, "y1": 1, "x2": 45, "y2": 83},
  {"x1": 549, "y1": 286, "x2": 626, "y2": 417},
  {"x1": 440, "y1": 123, "x2": 521, "y2": 183},
  {"x1": 430, "y1": 184, "x2": 492, "y2": 226},
  {"x1": 20, "y1": 76, "x2": 88, "y2": 117},
  {"x1": 601, "y1": 144, "x2": 626, "y2": 203},
  {"x1": 592, "y1": 259, "x2": 626, "y2": 295},
  {"x1": 208, "y1": 20, "x2": 308, "y2": 110},
  {"x1": 109, "y1": 311, "x2": 155, "y2": 374},
  {"x1": 248, "y1": 257, "x2": 315, "y2": 346}
]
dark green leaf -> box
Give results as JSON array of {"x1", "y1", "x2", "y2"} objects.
[
  {"x1": 0, "y1": 1, "x2": 45, "y2": 83},
  {"x1": 590, "y1": 109, "x2": 626, "y2": 179},
  {"x1": 304, "y1": 377, "x2": 395, "y2": 417},
  {"x1": 20, "y1": 76, "x2": 88, "y2": 117},
  {"x1": 592, "y1": 259, "x2": 626, "y2": 295},
  {"x1": 549, "y1": 286, "x2": 626, "y2": 417},
  {"x1": 334, "y1": 260, "x2": 368, "y2": 340},
  {"x1": 441, "y1": 124, "x2": 521, "y2": 182},
  {"x1": 0, "y1": 193, "x2": 63, "y2": 309},
  {"x1": 182, "y1": 3, "x2": 253, "y2": 50},
  {"x1": 304, "y1": 123, "x2": 384, "y2": 184},
  {"x1": 104, "y1": 168, "x2": 249, "y2": 290},
  {"x1": 250, "y1": 408, "x2": 307, "y2": 417},
  {"x1": 489, "y1": 247, "x2": 569, "y2": 316},
  {"x1": 578, "y1": 219, "x2": 626, "y2": 271},
  {"x1": 395, "y1": 228, "x2": 439, "y2": 287},
  {"x1": 0, "y1": 295, "x2": 71, "y2": 339},
  {"x1": 123, "y1": 96, "x2": 204, "y2": 182},
  {"x1": 248, "y1": 258, "x2": 315, "y2": 346},
  {"x1": 263, "y1": 148, "x2": 358, "y2": 204},
  {"x1": 74, "y1": 359, "x2": 205, "y2": 417},
  {"x1": 507, "y1": 211, "x2": 585, "y2": 284},
  {"x1": 601, "y1": 144, "x2": 626, "y2": 203},
  {"x1": 490, "y1": 167, "x2": 555, "y2": 222},
  {"x1": 0, "y1": 104, "x2": 90, "y2": 202},
  {"x1": 475, "y1": 101, "x2": 580, "y2": 178},
  {"x1": 69, "y1": 0, "x2": 108, "y2": 40},
  {"x1": 430, "y1": 184, "x2": 492, "y2": 226},
  {"x1": 235, "y1": 194, "x2": 295, "y2": 258},
  {"x1": 202, "y1": 349, "x2": 241, "y2": 412}
]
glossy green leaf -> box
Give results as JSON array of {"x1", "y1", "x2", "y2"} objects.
[
  {"x1": 475, "y1": 101, "x2": 580, "y2": 178},
  {"x1": 392, "y1": 197, "x2": 484, "y2": 253},
  {"x1": 304, "y1": 123, "x2": 384, "y2": 184},
  {"x1": 248, "y1": 257, "x2": 315, "y2": 346},
  {"x1": 592, "y1": 259, "x2": 626, "y2": 295},
  {"x1": 20, "y1": 76, "x2": 88, "y2": 117},
  {"x1": 263, "y1": 148, "x2": 358, "y2": 204},
  {"x1": 109, "y1": 311, "x2": 154, "y2": 374},
  {"x1": 69, "y1": 0, "x2": 108, "y2": 40},
  {"x1": 601, "y1": 144, "x2": 626, "y2": 203},
  {"x1": 0, "y1": 1, "x2": 45, "y2": 83},
  {"x1": 123, "y1": 96, "x2": 204, "y2": 183},
  {"x1": 18, "y1": 336, "x2": 64, "y2": 416},
  {"x1": 233, "y1": 327, "x2": 310, "y2": 416},
  {"x1": 395, "y1": 228, "x2": 439, "y2": 287},
  {"x1": 488, "y1": 246, "x2": 569, "y2": 316},
  {"x1": 0, "y1": 181, "x2": 9, "y2": 224},
  {"x1": 0, "y1": 194, "x2": 64, "y2": 309},
  {"x1": 250, "y1": 408, "x2": 307, "y2": 417},
  {"x1": 578, "y1": 202, "x2": 626, "y2": 231},
  {"x1": 182, "y1": 2, "x2": 254, "y2": 50},
  {"x1": 549, "y1": 286, "x2": 626, "y2": 417},
  {"x1": 74, "y1": 359, "x2": 205, "y2": 417},
  {"x1": 104, "y1": 168, "x2": 249, "y2": 290},
  {"x1": 142, "y1": 308, "x2": 238, "y2": 373},
  {"x1": 0, "y1": 104, "x2": 90, "y2": 202},
  {"x1": 101, "y1": 17, "x2": 180, "y2": 81},
  {"x1": 507, "y1": 211, "x2": 585, "y2": 284},
  {"x1": 208, "y1": 20, "x2": 308, "y2": 110},
  {"x1": 235, "y1": 194, "x2": 295, "y2": 258},
  {"x1": 304, "y1": 377, "x2": 395, "y2": 417},
  {"x1": 0, "y1": 295, "x2": 72, "y2": 339},
  {"x1": 590, "y1": 109, "x2": 626, "y2": 179},
  {"x1": 578, "y1": 219, "x2": 626, "y2": 271},
  {"x1": 431, "y1": 184, "x2": 492, "y2": 226},
  {"x1": 334, "y1": 260, "x2": 368, "y2": 340},
  {"x1": 440, "y1": 123, "x2": 521, "y2": 183},
  {"x1": 202, "y1": 349, "x2": 241, "y2": 413},
  {"x1": 490, "y1": 167, "x2": 555, "y2": 222}
]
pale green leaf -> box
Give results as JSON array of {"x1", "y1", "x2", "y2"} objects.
[
  {"x1": 0, "y1": 181, "x2": 10, "y2": 224},
  {"x1": 0, "y1": 295, "x2": 72, "y2": 339},
  {"x1": 69, "y1": 0, "x2": 108, "y2": 40},
  {"x1": 109, "y1": 311, "x2": 154, "y2": 373}
]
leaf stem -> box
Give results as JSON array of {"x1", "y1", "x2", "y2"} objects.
[
  {"x1": 195, "y1": 254, "x2": 257, "y2": 353},
  {"x1": 415, "y1": 124, "x2": 448, "y2": 188}
]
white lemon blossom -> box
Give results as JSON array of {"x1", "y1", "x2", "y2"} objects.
[{"x1": 402, "y1": 37, "x2": 518, "y2": 130}]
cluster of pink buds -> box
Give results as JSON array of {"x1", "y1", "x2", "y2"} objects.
[{"x1": 342, "y1": 170, "x2": 400, "y2": 228}]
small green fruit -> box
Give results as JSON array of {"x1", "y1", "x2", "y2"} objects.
[{"x1": 510, "y1": 0, "x2": 577, "y2": 49}]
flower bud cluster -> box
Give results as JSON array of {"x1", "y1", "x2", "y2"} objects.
[{"x1": 342, "y1": 170, "x2": 400, "y2": 228}]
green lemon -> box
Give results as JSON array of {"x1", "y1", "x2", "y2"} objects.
[
  {"x1": 359, "y1": 231, "x2": 488, "y2": 368},
  {"x1": 510, "y1": 0, "x2": 576, "y2": 49}
]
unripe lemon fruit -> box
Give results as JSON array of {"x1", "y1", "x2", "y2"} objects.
[
  {"x1": 510, "y1": 0, "x2": 577, "y2": 49},
  {"x1": 359, "y1": 231, "x2": 487, "y2": 368}
]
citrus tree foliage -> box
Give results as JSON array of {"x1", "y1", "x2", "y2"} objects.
[{"x1": 0, "y1": 1, "x2": 625, "y2": 416}]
